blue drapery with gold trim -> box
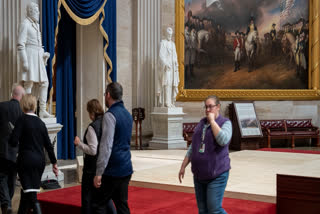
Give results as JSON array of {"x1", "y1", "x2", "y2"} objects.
[
  {"x1": 42, "y1": 0, "x2": 58, "y2": 99},
  {"x1": 42, "y1": 0, "x2": 117, "y2": 159},
  {"x1": 102, "y1": 0, "x2": 116, "y2": 81},
  {"x1": 62, "y1": 0, "x2": 105, "y2": 18},
  {"x1": 56, "y1": 7, "x2": 76, "y2": 160}
]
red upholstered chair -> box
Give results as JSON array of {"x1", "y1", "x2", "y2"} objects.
[
  {"x1": 260, "y1": 120, "x2": 289, "y2": 148},
  {"x1": 260, "y1": 119, "x2": 320, "y2": 148},
  {"x1": 285, "y1": 119, "x2": 320, "y2": 147},
  {"x1": 183, "y1": 123, "x2": 198, "y2": 147}
]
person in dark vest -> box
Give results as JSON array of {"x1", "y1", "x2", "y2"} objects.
[
  {"x1": 9, "y1": 94, "x2": 59, "y2": 214},
  {"x1": 93, "y1": 82, "x2": 133, "y2": 214},
  {"x1": 0, "y1": 84, "x2": 25, "y2": 214},
  {"x1": 74, "y1": 99, "x2": 116, "y2": 214},
  {"x1": 179, "y1": 95, "x2": 232, "y2": 214}
]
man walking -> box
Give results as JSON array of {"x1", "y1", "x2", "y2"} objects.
[
  {"x1": 0, "y1": 84, "x2": 25, "y2": 213},
  {"x1": 93, "y1": 82, "x2": 133, "y2": 214}
]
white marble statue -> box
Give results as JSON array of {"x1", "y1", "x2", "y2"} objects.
[
  {"x1": 157, "y1": 27, "x2": 179, "y2": 107},
  {"x1": 17, "y1": 2, "x2": 53, "y2": 118}
]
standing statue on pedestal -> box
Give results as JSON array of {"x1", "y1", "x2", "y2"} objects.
[
  {"x1": 17, "y1": 2, "x2": 53, "y2": 118},
  {"x1": 157, "y1": 27, "x2": 179, "y2": 107}
]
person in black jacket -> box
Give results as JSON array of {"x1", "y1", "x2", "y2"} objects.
[
  {"x1": 0, "y1": 84, "x2": 25, "y2": 214},
  {"x1": 9, "y1": 94, "x2": 58, "y2": 214},
  {"x1": 74, "y1": 99, "x2": 116, "y2": 214}
]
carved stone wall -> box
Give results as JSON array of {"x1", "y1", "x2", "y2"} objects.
[
  {"x1": 2, "y1": 1, "x2": 319, "y2": 137},
  {"x1": 132, "y1": 0, "x2": 161, "y2": 135},
  {"x1": 75, "y1": 20, "x2": 105, "y2": 138},
  {"x1": 117, "y1": 0, "x2": 133, "y2": 114},
  {"x1": 0, "y1": 0, "x2": 38, "y2": 101}
]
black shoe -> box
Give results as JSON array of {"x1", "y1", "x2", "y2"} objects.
[
  {"x1": 18, "y1": 203, "x2": 30, "y2": 214},
  {"x1": 7, "y1": 208, "x2": 12, "y2": 214},
  {"x1": 18, "y1": 190, "x2": 30, "y2": 214},
  {"x1": 1, "y1": 205, "x2": 8, "y2": 214}
]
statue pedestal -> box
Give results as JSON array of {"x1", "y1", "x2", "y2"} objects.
[
  {"x1": 149, "y1": 107, "x2": 186, "y2": 149},
  {"x1": 40, "y1": 118, "x2": 64, "y2": 186}
]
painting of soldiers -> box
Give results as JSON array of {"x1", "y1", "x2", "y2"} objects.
[{"x1": 184, "y1": 0, "x2": 309, "y2": 90}]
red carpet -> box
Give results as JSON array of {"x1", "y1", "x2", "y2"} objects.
[
  {"x1": 257, "y1": 148, "x2": 320, "y2": 154},
  {"x1": 38, "y1": 185, "x2": 275, "y2": 214}
]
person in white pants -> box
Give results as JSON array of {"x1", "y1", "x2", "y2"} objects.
[{"x1": 233, "y1": 31, "x2": 242, "y2": 72}]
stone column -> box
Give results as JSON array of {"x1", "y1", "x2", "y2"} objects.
[
  {"x1": 0, "y1": 0, "x2": 40, "y2": 101},
  {"x1": 75, "y1": 20, "x2": 105, "y2": 139},
  {"x1": 132, "y1": 0, "x2": 161, "y2": 136},
  {"x1": 117, "y1": 0, "x2": 133, "y2": 113}
]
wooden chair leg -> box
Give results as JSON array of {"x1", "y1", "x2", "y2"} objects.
[
  {"x1": 291, "y1": 136, "x2": 295, "y2": 148},
  {"x1": 268, "y1": 135, "x2": 271, "y2": 148}
]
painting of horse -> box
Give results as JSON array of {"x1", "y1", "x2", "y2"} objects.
[
  {"x1": 281, "y1": 32, "x2": 297, "y2": 64},
  {"x1": 245, "y1": 30, "x2": 258, "y2": 72}
]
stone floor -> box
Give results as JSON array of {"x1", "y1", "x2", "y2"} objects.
[
  {"x1": 7, "y1": 146, "x2": 320, "y2": 213},
  {"x1": 130, "y1": 147, "x2": 320, "y2": 203}
]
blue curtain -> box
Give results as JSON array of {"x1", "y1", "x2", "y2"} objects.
[
  {"x1": 42, "y1": 0, "x2": 58, "y2": 97},
  {"x1": 64, "y1": 0, "x2": 105, "y2": 18},
  {"x1": 101, "y1": 0, "x2": 117, "y2": 81},
  {"x1": 64, "y1": 0, "x2": 117, "y2": 81},
  {"x1": 42, "y1": 0, "x2": 117, "y2": 159},
  {"x1": 56, "y1": 7, "x2": 76, "y2": 160}
]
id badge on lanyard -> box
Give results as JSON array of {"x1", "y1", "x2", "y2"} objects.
[
  {"x1": 199, "y1": 123, "x2": 209, "y2": 153},
  {"x1": 199, "y1": 143, "x2": 205, "y2": 153}
]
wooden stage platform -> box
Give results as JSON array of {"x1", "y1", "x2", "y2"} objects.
[{"x1": 130, "y1": 150, "x2": 320, "y2": 203}]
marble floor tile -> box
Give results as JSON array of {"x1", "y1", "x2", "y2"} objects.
[{"x1": 130, "y1": 149, "x2": 320, "y2": 203}]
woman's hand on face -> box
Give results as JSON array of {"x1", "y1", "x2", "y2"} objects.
[
  {"x1": 74, "y1": 136, "x2": 80, "y2": 146},
  {"x1": 207, "y1": 112, "x2": 215, "y2": 123}
]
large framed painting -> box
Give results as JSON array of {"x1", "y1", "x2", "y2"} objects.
[{"x1": 175, "y1": 0, "x2": 320, "y2": 100}]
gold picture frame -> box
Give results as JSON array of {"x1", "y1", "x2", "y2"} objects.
[{"x1": 175, "y1": 0, "x2": 320, "y2": 101}]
